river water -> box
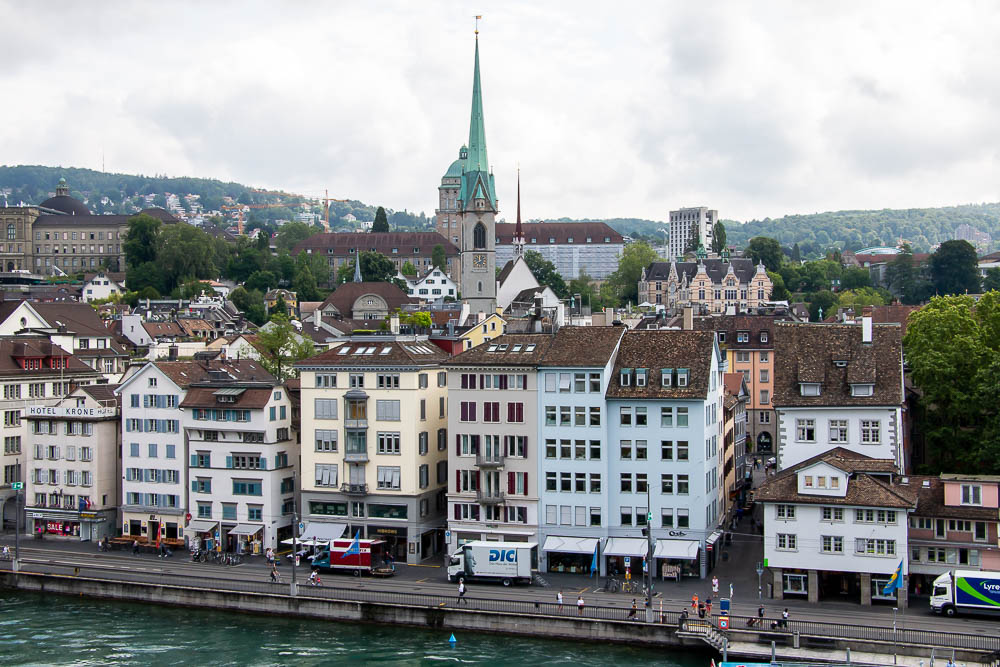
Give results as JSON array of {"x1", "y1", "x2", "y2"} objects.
[{"x1": 0, "y1": 590, "x2": 707, "y2": 666}]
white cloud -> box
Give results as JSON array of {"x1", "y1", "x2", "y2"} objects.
[{"x1": 1, "y1": 0, "x2": 997, "y2": 222}]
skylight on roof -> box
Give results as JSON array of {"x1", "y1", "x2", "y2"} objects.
[
  {"x1": 380, "y1": 347, "x2": 392, "y2": 355},
  {"x1": 511, "y1": 345, "x2": 522, "y2": 352},
  {"x1": 487, "y1": 344, "x2": 499, "y2": 352},
  {"x1": 365, "y1": 346, "x2": 376, "y2": 355},
  {"x1": 524, "y1": 344, "x2": 536, "y2": 352},
  {"x1": 497, "y1": 344, "x2": 509, "y2": 351},
  {"x1": 337, "y1": 347, "x2": 350, "y2": 355}
]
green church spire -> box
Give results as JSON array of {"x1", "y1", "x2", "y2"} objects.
[{"x1": 459, "y1": 35, "x2": 497, "y2": 210}]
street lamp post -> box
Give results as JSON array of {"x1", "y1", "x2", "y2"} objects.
[
  {"x1": 12, "y1": 481, "x2": 22, "y2": 573},
  {"x1": 290, "y1": 472, "x2": 299, "y2": 597},
  {"x1": 644, "y1": 482, "x2": 654, "y2": 622},
  {"x1": 757, "y1": 561, "x2": 764, "y2": 601},
  {"x1": 892, "y1": 607, "x2": 898, "y2": 665}
]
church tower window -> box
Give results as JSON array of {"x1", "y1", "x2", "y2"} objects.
[{"x1": 473, "y1": 223, "x2": 486, "y2": 249}]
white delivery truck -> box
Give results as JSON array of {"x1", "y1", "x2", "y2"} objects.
[
  {"x1": 930, "y1": 569, "x2": 1000, "y2": 617},
  {"x1": 447, "y1": 541, "x2": 537, "y2": 586}
]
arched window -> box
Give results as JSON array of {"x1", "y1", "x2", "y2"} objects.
[
  {"x1": 6, "y1": 224, "x2": 14, "y2": 240},
  {"x1": 477, "y1": 281, "x2": 483, "y2": 294},
  {"x1": 473, "y1": 223, "x2": 486, "y2": 249}
]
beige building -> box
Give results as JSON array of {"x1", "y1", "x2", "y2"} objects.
[
  {"x1": 296, "y1": 337, "x2": 450, "y2": 563},
  {"x1": 639, "y1": 257, "x2": 773, "y2": 315}
]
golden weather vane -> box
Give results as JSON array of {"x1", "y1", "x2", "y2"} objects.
[{"x1": 475, "y1": 15, "x2": 482, "y2": 35}]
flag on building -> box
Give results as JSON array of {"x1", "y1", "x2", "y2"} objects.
[
  {"x1": 590, "y1": 543, "x2": 598, "y2": 577},
  {"x1": 882, "y1": 559, "x2": 904, "y2": 596},
  {"x1": 341, "y1": 530, "x2": 361, "y2": 559}
]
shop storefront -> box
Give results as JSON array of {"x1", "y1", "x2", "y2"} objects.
[
  {"x1": 542, "y1": 536, "x2": 599, "y2": 575},
  {"x1": 27, "y1": 508, "x2": 115, "y2": 541},
  {"x1": 603, "y1": 537, "x2": 649, "y2": 579},
  {"x1": 186, "y1": 520, "x2": 220, "y2": 552},
  {"x1": 705, "y1": 530, "x2": 722, "y2": 572},
  {"x1": 367, "y1": 524, "x2": 408, "y2": 562},
  {"x1": 653, "y1": 539, "x2": 700, "y2": 580},
  {"x1": 229, "y1": 524, "x2": 264, "y2": 555}
]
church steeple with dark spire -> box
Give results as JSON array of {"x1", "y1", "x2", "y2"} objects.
[{"x1": 513, "y1": 169, "x2": 524, "y2": 258}]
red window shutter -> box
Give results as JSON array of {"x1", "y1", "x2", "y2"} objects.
[
  {"x1": 456, "y1": 470, "x2": 461, "y2": 492},
  {"x1": 479, "y1": 374, "x2": 484, "y2": 389},
  {"x1": 507, "y1": 402, "x2": 513, "y2": 423},
  {"x1": 508, "y1": 471, "x2": 515, "y2": 494},
  {"x1": 523, "y1": 472, "x2": 528, "y2": 495},
  {"x1": 470, "y1": 403, "x2": 477, "y2": 421},
  {"x1": 456, "y1": 433, "x2": 461, "y2": 456},
  {"x1": 500, "y1": 375, "x2": 508, "y2": 390},
  {"x1": 454, "y1": 504, "x2": 461, "y2": 520},
  {"x1": 516, "y1": 403, "x2": 523, "y2": 422},
  {"x1": 475, "y1": 471, "x2": 481, "y2": 490},
  {"x1": 522, "y1": 374, "x2": 527, "y2": 387},
  {"x1": 472, "y1": 435, "x2": 480, "y2": 454}
]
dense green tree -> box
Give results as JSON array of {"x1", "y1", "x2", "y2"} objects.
[
  {"x1": 176, "y1": 280, "x2": 215, "y2": 299},
  {"x1": 745, "y1": 237, "x2": 784, "y2": 272},
  {"x1": 983, "y1": 267, "x2": 1000, "y2": 293},
  {"x1": 156, "y1": 224, "x2": 217, "y2": 289},
  {"x1": 568, "y1": 271, "x2": 596, "y2": 310},
  {"x1": 123, "y1": 214, "x2": 162, "y2": 267},
  {"x1": 274, "y1": 221, "x2": 315, "y2": 253},
  {"x1": 685, "y1": 224, "x2": 700, "y2": 255},
  {"x1": 400, "y1": 260, "x2": 417, "y2": 276},
  {"x1": 252, "y1": 314, "x2": 316, "y2": 381},
  {"x1": 791, "y1": 243, "x2": 801, "y2": 263},
  {"x1": 886, "y1": 248, "x2": 932, "y2": 304},
  {"x1": 372, "y1": 207, "x2": 390, "y2": 233},
  {"x1": 293, "y1": 265, "x2": 319, "y2": 302},
  {"x1": 767, "y1": 271, "x2": 790, "y2": 302},
  {"x1": 840, "y1": 266, "x2": 872, "y2": 290},
  {"x1": 271, "y1": 294, "x2": 289, "y2": 318},
  {"x1": 245, "y1": 270, "x2": 278, "y2": 293},
  {"x1": 930, "y1": 240, "x2": 980, "y2": 296},
  {"x1": 226, "y1": 245, "x2": 267, "y2": 283},
  {"x1": 836, "y1": 287, "x2": 886, "y2": 311},
  {"x1": 126, "y1": 261, "x2": 167, "y2": 295},
  {"x1": 905, "y1": 294, "x2": 1000, "y2": 473},
  {"x1": 294, "y1": 251, "x2": 330, "y2": 287},
  {"x1": 711, "y1": 221, "x2": 727, "y2": 255},
  {"x1": 138, "y1": 286, "x2": 161, "y2": 300},
  {"x1": 807, "y1": 290, "x2": 838, "y2": 321},
  {"x1": 267, "y1": 252, "x2": 296, "y2": 284},
  {"x1": 605, "y1": 241, "x2": 660, "y2": 305},
  {"x1": 523, "y1": 250, "x2": 568, "y2": 299},
  {"x1": 431, "y1": 244, "x2": 447, "y2": 270}
]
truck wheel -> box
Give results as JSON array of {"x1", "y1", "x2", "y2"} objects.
[
  {"x1": 353, "y1": 569, "x2": 361, "y2": 577},
  {"x1": 944, "y1": 606, "x2": 956, "y2": 617},
  {"x1": 502, "y1": 578, "x2": 512, "y2": 587}
]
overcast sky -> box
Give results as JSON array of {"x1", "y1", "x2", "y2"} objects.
[{"x1": 2, "y1": 1, "x2": 998, "y2": 222}]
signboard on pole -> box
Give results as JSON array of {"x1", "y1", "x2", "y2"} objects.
[{"x1": 11, "y1": 482, "x2": 22, "y2": 490}]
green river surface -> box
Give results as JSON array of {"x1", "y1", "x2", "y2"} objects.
[{"x1": 0, "y1": 590, "x2": 708, "y2": 666}]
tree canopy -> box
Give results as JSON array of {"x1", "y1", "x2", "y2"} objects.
[
  {"x1": 905, "y1": 293, "x2": 1000, "y2": 473},
  {"x1": 745, "y1": 237, "x2": 783, "y2": 272},
  {"x1": 605, "y1": 241, "x2": 661, "y2": 306},
  {"x1": 274, "y1": 221, "x2": 316, "y2": 253},
  {"x1": 930, "y1": 240, "x2": 980, "y2": 296},
  {"x1": 711, "y1": 221, "x2": 727, "y2": 255},
  {"x1": 252, "y1": 314, "x2": 316, "y2": 382},
  {"x1": 336, "y1": 250, "x2": 404, "y2": 288},
  {"x1": 523, "y1": 250, "x2": 568, "y2": 299},
  {"x1": 372, "y1": 207, "x2": 390, "y2": 233}
]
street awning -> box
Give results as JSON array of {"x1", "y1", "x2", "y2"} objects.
[
  {"x1": 282, "y1": 538, "x2": 318, "y2": 546},
  {"x1": 603, "y1": 537, "x2": 648, "y2": 558},
  {"x1": 187, "y1": 520, "x2": 218, "y2": 533},
  {"x1": 653, "y1": 539, "x2": 700, "y2": 560},
  {"x1": 300, "y1": 522, "x2": 347, "y2": 542},
  {"x1": 706, "y1": 530, "x2": 723, "y2": 547},
  {"x1": 229, "y1": 524, "x2": 263, "y2": 536},
  {"x1": 542, "y1": 536, "x2": 599, "y2": 555}
]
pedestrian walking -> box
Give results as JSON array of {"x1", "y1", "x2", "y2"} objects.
[
  {"x1": 628, "y1": 599, "x2": 637, "y2": 619},
  {"x1": 706, "y1": 598, "x2": 713, "y2": 616},
  {"x1": 781, "y1": 608, "x2": 789, "y2": 628},
  {"x1": 697, "y1": 601, "x2": 706, "y2": 619},
  {"x1": 457, "y1": 580, "x2": 468, "y2": 605},
  {"x1": 757, "y1": 604, "x2": 765, "y2": 621},
  {"x1": 729, "y1": 583, "x2": 734, "y2": 599},
  {"x1": 577, "y1": 595, "x2": 584, "y2": 615},
  {"x1": 712, "y1": 576, "x2": 719, "y2": 594},
  {"x1": 270, "y1": 564, "x2": 280, "y2": 583},
  {"x1": 691, "y1": 593, "x2": 699, "y2": 609},
  {"x1": 556, "y1": 590, "x2": 563, "y2": 610},
  {"x1": 132, "y1": 540, "x2": 139, "y2": 556}
]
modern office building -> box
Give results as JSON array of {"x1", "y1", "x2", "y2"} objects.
[
  {"x1": 668, "y1": 207, "x2": 716, "y2": 260},
  {"x1": 494, "y1": 222, "x2": 625, "y2": 280}
]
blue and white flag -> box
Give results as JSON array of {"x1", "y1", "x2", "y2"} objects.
[
  {"x1": 882, "y1": 559, "x2": 904, "y2": 596},
  {"x1": 341, "y1": 530, "x2": 361, "y2": 559},
  {"x1": 590, "y1": 543, "x2": 599, "y2": 577}
]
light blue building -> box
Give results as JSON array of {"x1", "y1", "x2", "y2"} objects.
[{"x1": 605, "y1": 330, "x2": 725, "y2": 580}]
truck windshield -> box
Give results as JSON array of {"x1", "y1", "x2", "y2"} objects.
[{"x1": 933, "y1": 586, "x2": 948, "y2": 597}]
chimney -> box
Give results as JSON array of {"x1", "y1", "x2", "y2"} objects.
[
  {"x1": 861, "y1": 306, "x2": 873, "y2": 344},
  {"x1": 534, "y1": 295, "x2": 543, "y2": 318},
  {"x1": 389, "y1": 313, "x2": 400, "y2": 334},
  {"x1": 316, "y1": 307, "x2": 323, "y2": 328},
  {"x1": 683, "y1": 305, "x2": 693, "y2": 331}
]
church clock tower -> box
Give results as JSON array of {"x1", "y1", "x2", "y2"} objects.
[{"x1": 458, "y1": 33, "x2": 498, "y2": 314}]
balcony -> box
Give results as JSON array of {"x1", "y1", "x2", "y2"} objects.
[
  {"x1": 475, "y1": 452, "x2": 505, "y2": 468},
  {"x1": 340, "y1": 483, "x2": 368, "y2": 496},
  {"x1": 476, "y1": 489, "x2": 506, "y2": 505},
  {"x1": 345, "y1": 419, "x2": 368, "y2": 429},
  {"x1": 344, "y1": 449, "x2": 369, "y2": 463}
]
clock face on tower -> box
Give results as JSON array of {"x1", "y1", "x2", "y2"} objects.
[{"x1": 472, "y1": 253, "x2": 487, "y2": 270}]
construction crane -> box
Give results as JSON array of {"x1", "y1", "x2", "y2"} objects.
[
  {"x1": 322, "y1": 190, "x2": 350, "y2": 233},
  {"x1": 221, "y1": 203, "x2": 303, "y2": 235}
]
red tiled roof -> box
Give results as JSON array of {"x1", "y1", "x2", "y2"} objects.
[{"x1": 495, "y1": 221, "x2": 623, "y2": 245}]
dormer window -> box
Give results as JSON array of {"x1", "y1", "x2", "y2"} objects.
[
  {"x1": 799, "y1": 383, "x2": 821, "y2": 396},
  {"x1": 851, "y1": 384, "x2": 874, "y2": 397},
  {"x1": 661, "y1": 369, "x2": 673, "y2": 387},
  {"x1": 635, "y1": 369, "x2": 648, "y2": 387},
  {"x1": 620, "y1": 368, "x2": 632, "y2": 386},
  {"x1": 834, "y1": 360, "x2": 848, "y2": 368},
  {"x1": 961, "y1": 484, "x2": 982, "y2": 506},
  {"x1": 760, "y1": 331, "x2": 768, "y2": 343},
  {"x1": 717, "y1": 331, "x2": 726, "y2": 343},
  {"x1": 677, "y1": 369, "x2": 689, "y2": 387},
  {"x1": 737, "y1": 331, "x2": 749, "y2": 343}
]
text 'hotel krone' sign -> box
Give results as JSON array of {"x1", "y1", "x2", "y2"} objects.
[{"x1": 27, "y1": 406, "x2": 117, "y2": 418}]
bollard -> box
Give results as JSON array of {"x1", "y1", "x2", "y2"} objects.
[{"x1": 793, "y1": 630, "x2": 800, "y2": 649}]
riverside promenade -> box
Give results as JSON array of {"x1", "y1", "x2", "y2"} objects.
[{"x1": 1, "y1": 539, "x2": 998, "y2": 666}]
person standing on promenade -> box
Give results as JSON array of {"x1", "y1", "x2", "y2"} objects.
[
  {"x1": 691, "y1": 593, "x2": 698, "y2": 610},
  {"x1": 556, "y1": 590, "x2": 563, "y2": 610},
  {"x1": 457, "y1": 580, "x2": 468, "y2": 605},
  {"x1": 577, "y1": 595, "x2": 584, "y2": 615},
  {"x1": 627, "y1": 599, "x2": 637, "y2": 619},
  {"x1": 270, "y1": 563, "x2": 280, "y2": 583},
  {"x1": 712, "y1": 576, "x2": 719, "y2": 594},
  {"x1": 132, "y1": 540, "x2": 139, "y2": 556}
]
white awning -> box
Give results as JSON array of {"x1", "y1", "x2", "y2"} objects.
[
  {"x1": 706, "y1": 530, "x2": 723, "y2": 547},
  {"x1": 187, "y1": 520, "x2": 218, "y2": 533},
  {"x1": 229, "y1": 524, "x2": 263, "y2": 537},
  {"x1": 282, "y1": 538, "x2": 318, "y2": 546},
  {"x1": 653, "y1": 539, "x2": 700, "y2": 560},
  {"x1": 603, "y1": 537, "x2": 649, "y2": 558},
  {"x1": 542, "y1": 536, "x2": 599, "y2": 555},
  {"x1": 300, "y1": 522, "x2": 347, "y2": 542}
]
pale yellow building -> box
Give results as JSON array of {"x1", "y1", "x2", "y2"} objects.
[
  {"x1": 296, "y1": 337, "x2": 450, "y2": 563},
  {"x1": 460, "y1": 312, "x2": 506, "y2": 351}
]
